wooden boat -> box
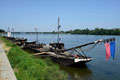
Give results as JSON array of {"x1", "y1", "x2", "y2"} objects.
[
  {"x1": 32, "y1": 45, "x2": 51, "y2": 52},
  {"x1": 6, "y1": 37, "x2": 15, "y2": 41},
  {"x1": 3, "y1": 36, "x2": 27, "y2": 46},
  {"x1": 23, "y1": 41, "x2": 36, "y2": 49},
  {"x1": 34, "y1": 51, "x2": 93, "y2": 66},
  {"x1": 34, "y1": 40, "x2": 99, "y2": 66},
  {"x1": 28, "y1": 43, "x2": 49, "y2": 52},
  {"x1": 22, "y1": 41, "x2": 48, "y2": 52},
  {"x1": 14, "y1": 38, "x2": 27, "y2": 46},
  {"x1": 34, "y1": 18, "x2": 95, "y2": 66}
]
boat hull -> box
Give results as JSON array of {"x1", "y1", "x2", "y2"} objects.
[
  {"x1": 51, "y1": 57, "x2": 93, "y2": 66},
  {"x1": 34, "y1": 52, "x2": 93, "y2": 66}
]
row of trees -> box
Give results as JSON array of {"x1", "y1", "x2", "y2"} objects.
[
  {"x1": 0, "y1": 29, "x2": 5, "y2": 33},
  {"x1": 1, "y1": 27, "x2": 120, "y2": 35},
  {"x1": 65, "y1": 28, "x2": 120, "y2": 35}
]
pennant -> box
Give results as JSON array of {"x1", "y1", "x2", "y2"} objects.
[
  {"x1": 110, "y1": 41, "x2": 115, "y2": 59},
  {"x1": 105, "y1": 43, "x2": 111, "y2": 61}
]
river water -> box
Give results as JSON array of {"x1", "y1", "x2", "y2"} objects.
[{"x1": 3, "y1": 33, "x2": 120, "y2": 80}]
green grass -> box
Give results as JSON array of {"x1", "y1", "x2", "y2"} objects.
[
  {"x1": 1, "y1": 37, "x2": 67, "y2": 80},
  {"x1": 1, "y1": 37, "x2": 15, "y2": 47}
]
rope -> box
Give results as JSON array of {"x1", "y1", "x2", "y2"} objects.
[{"x1": 81, "y1": 42, "x2": 98, "y2": 53}]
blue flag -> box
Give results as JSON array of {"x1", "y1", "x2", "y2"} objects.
[{"x1": 110, "y1": 41, "x2": 115, "y2": 59}]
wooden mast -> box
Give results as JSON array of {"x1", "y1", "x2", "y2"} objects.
[
  {"x1": 12, "y1": 28, "x2": 14, "y2": 37},
  {"x1": 57, "y1": 17, "x2": 60, "y2": 43},
  {"x1": 35, "y1": 28, "x2": 38, "y2": 43}
]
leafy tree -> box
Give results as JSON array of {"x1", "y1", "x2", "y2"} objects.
[
  {"x1": 0, "y1": 29, "x2": 5, "y2": 33},
  {"x1": 65, "y1": 28, "x2": 120, "y2": 35}
]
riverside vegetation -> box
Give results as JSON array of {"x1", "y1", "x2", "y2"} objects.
[
  {"x1": 65, "y1": 28, "x2": 120, "y2": 35},
  {"x1": 0, "y1": 37, "x2": 67, "y2": 80},
  {"x1": 0, "y1": 29, "x2": 5, "y2": 33}
]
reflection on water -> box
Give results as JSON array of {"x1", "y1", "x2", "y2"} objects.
[{"x1": 60, "y1": 64, "x2": 93, "y2": 80}]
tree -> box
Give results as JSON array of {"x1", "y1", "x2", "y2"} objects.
[{"x1": 0, "y1": 29, "x2": 5, "y2": 33}]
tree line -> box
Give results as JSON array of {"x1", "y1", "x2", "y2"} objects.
[
  {"x1": 65, "y1": 28, "x2": 120, "y2": 35},
  {"x1": 1, "y1": 28, "x2": 120, "y2": 35},
  {"x1": 0, "y1": 29, "x2": 5, "y2": 33}
]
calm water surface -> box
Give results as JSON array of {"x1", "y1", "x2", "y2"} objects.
[{"x1": 5, "y1": 34, "x2": 120, "y2": 80}]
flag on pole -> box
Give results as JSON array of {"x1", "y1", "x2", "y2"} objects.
[
  {"x1": 110, "y1": 41, "x2": 115, "y2": 59},
  {"x1": 105, "y1": 43, "x2": 111, "y2": 61}
]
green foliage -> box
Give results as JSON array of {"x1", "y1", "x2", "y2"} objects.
[
  {"x1": 0, "y1": 29, "x2": 5, "y2": 33},
  {"x1": 65, "y1": 28, "x2": 120, "y2": 35},
  {"x1": 1, "y1": 37, "x2": 16, "y2": 47},
  {"x1": 2, "y1": 38, "x2": 67, "y2": 80}
]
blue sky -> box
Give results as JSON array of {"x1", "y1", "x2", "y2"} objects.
[{"x1": 0, "y1": 0, "x2": 120, "y2": 32}]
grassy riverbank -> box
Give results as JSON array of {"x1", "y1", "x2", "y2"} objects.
[{"x1": 0, "y1": 37, "x2": 67, "y2": 80}]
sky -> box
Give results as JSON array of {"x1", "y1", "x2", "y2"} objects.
[{"x1": 0, "y1": 0, "x2": 120, "y2": 32}]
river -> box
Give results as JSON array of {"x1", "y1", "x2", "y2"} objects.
[{"x1": 3, "y1": 33, "x2": 120, "y2": 80}]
